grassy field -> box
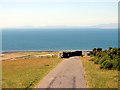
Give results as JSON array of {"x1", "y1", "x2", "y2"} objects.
[
  {"x1": 80, "y1": 57, "x2": 118, "y2": 88},
  {"x1": 2, "y1": 56, "x2": 63, "y2": 88},
  {"x1": 19, "y1": 52, "x2": 58, "y2": 55},
  {"x1": 2, "y1": 52, "x2": 58, "y2": 61}
]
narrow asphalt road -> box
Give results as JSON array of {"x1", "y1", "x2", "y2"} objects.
[{"x1": 37, "y1": 56, "x2": 86, "y2": 88}]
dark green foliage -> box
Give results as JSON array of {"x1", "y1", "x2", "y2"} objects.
[
  {"x1": 103, "y1": 49, "x2": 107, "y2": 53},
  {"x1": 108, "y1": 47, "x2": 112, "y2": 51},
  {"x1": 111, "y1": 48, "x2": 117, "y2": 55},
  {"x1": 117, "y1": 58, "x2": 120, "y2": 71},
  {"x1": 93, "y1": 48, "x2": 96, "y2": 51},
  {"x1": 93, "y1": 51, "x2": 97, "y2": 56},
  {"x1": 102, "y1": 60, "x2": 113, "y2": 69},
  {"x1": 117, "y1": 47, "x2": 120, "y2": 57},
  {"x1": 97, "y1": 48, "x2": 102, "y2": 52},
  {"x1": 90, "y1": 51, "x2": 93, "y2": 55},
  {"x1": 89, "y1": 58, "x2": 95, "y2": 61},
  {"x1": 87, "y1": 53, "x2": 90, "y2": 56},
  {"x1": 98, "y1": 57, "x2": 106, "y2": 64},
  {"x1": 88, "y1": 51, "x2": 97, "y2": 56},
  {"x1": 111, "y1": 59, "x2": 119, "y2": 69},
  {"x1": 88, "y1": 47, "x2": 119, "y2": 70},
  {"x1": 92, "y1": 48, "x2": 97, "y2": 56},
  {"x1": 94, "y1": 59, "x2": 99, "y2": 64},
  {"x1": 96, "y1": 52, "x2": 101, "y2": 57}
]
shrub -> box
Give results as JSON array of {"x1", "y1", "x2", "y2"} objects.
[
  {"x1": 100, "y1": 65, "x2": 104, "y2": 69},
  {"x1": 93, "y1": 48, "x2": 96, "y2": 51},
  {"x1": 108, "y1": 47, "x2": 112, "y2": 51},
  {"x1": 89, "y1": 47, "x2": 119, "y2": 70},
  {"x1": 93, "y1": 51, "x2": 97, "y2": 56},
  {"x1": 90, "y1": 51, "x2": 93, "y2": 55},
  {"x1": 117, "y1": 47, "x2": 120, "y2": 58},
  {"x1": 96, "y1": 52, "x2": 101, "y2": 57},
  {"x1": 103, "y1": 49, "x2": 107, "y2": 53},
  {"x1": 97, "y1": 48, "x2": 102, "y2": 52},
  {"x1": 111, "y1": 59, "x2": 119, "y2": 69},
  {"x1": 87, "y1": 53, "x2": 90, "y2": 56},
  {"x1": 94, "y1": 59, "x2": 99, "y2": 64},
  {"x1": 87, "y1": 51, "x2": 94, "y2": 56},
  {"x1": 111, "y1": 48, "x2": 117, "y2": 55},
  {"x1": 98, "y1": 57, "x2": 106, "y2": 64},
  {"x1": 89, "y1": 58, "x2": 95, "y2": 61},
  {"x1": 101, "y1": 60, "x2": 113, "y2": 69}
]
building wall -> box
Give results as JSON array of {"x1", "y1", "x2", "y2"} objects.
[{"x1": 59, "y1": 51, "x2": 82, "y2": 58}]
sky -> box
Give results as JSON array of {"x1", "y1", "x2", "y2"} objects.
[{"x1": 1, "y1": 0, "x2": 118, "y2": 28}]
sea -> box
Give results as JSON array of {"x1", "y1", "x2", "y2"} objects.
[{"x1": 2, "y1": 28, "x2": 118, "y2": 51}]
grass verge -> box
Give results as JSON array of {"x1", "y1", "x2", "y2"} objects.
[
  {"x1": 80, "y1": 57, "x2": 118, "y2": 88},
  {"x1": 2, "y1": 56, "x2": 63, "y2": 88}
]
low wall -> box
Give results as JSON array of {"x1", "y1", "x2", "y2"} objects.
[{"x1": 59, "y1": 51, "x2": 82, "y2": 58}]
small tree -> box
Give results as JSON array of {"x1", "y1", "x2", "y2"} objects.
[
  {"x1": 103, "y1": 49, "x2": 107, "y2": 53},
  {"x1": 117, "y1": 47, "x2": 120, "y2": 58},
  {"x1": 108, "y1": 47, "x2": 112, "y2": 51},
  {"x1": 112, "y1": 48, "x2": 117, "y2": 55},
  {"x1": 89, "y1": 51, "x2": 93, "y2": 56},
  {"x1": 93, "y1": 48, "x2": 96, "y2": 51},
  {"x1": 97, "y1": 48, "x2": 102, "y2": 52}
]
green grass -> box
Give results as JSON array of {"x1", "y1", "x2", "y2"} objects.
[
  {"x1": 2, "y1": 56, "x2": 63, "y2": 88},
  {"x1": 80, "y1": 57, "x2": 118, "y2": 88}
]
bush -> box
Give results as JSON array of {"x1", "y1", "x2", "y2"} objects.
[
  {"x1": 93, "y1": 48, "x2": 96, "y2": 51},
  {"x1": 96, "y1": 52, "x2": 101, "y2": 57},
  {"x1": 101, "y1": 60, "x2": 113, "y2": 69},
  {"x1": 117, "y1": 47, "x2": 120, "y2": 57},
  {"x1": 108, "y1": 47, "x2": 112, "y2": 51},
  {"x1": 93, "y1": 51, "x2": 97, "y2": 56},
  {"x1": 111, "y1": 48, "x2": 117, "y2": 55},
  {"x1": 97, "y1": 48, "x2": 102, "y2": 52},
  {"x1": 87, "y1": 51, "x2": 94, "y2": 56},
  {"x1": 100, "y1": 65, "x2": 104, "y2": 69},
  {"x1": 103, "y1": 49, "x2": 107, "y2": 53},
  {"x1": 98, "y1": 57, "x2": 106, "y2": 64},
  {"x1": 90, "y1": 51, "x2": 93, "y2": 55},
  {"x1": 89, "y1": 47, "x2": 119, "y2": 70},
  {"x1": 87, "y1": 53, "x2": 90, "y2": 56},
  {"x1": 111, "y1": 59, "x2": 119, "y2": 69},
  {"x1": 94, "y1": 59, "x2": 99, "y2": 64},
  {"x1": 89, "y1": 58, "x2": 95, "y2": 61}
]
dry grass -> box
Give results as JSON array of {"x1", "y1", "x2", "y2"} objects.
[
  {"x1": 2, "y1": 52, "x2": 58, "y2": 61},
  {"x1": 80, "y1": 57, "x2": 118, "y2": 88},
  {"x1": 2, "y1": 56, "x2": 63, "y2": 88},
  {"x1": 2, "y1": 54, "x2": 26, "y2": 60},
  {"x1": 19, "y1": 52, "x2": 58, "y2": 55}
]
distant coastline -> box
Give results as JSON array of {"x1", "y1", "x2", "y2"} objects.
[
  {"x1": 2, "y1": 50, "x2": 93, "y2": 54},
  {"x1": 1, "y1": 51, "x2": 58, "y2": 54}
]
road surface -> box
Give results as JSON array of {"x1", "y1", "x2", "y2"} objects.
[{"x1": 37, "y1": 56, "x2": 86, "y2": 88}]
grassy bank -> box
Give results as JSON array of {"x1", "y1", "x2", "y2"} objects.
[
  {"x1": 2, "y1": 56, "x2": 63, "y2": 88},
  {"x1": 80, "y1": 57, "x2": 118, "y2": 88}
]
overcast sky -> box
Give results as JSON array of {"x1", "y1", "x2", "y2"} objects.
[{"x1": 1, "y1": 0, "x2": 118, "y2": 28}]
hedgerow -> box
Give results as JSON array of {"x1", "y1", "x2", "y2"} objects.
[{"x1": 88, "y1": 47, "x2": 120, "y2": 70}]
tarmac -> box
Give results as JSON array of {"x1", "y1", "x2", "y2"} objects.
[{"x1": 37, "y1": 56, "x2": 86, "y2": 88}]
